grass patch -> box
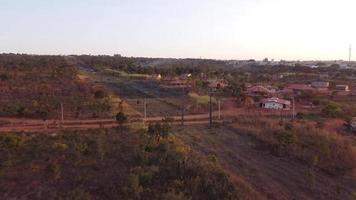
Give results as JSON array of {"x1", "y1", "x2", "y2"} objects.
[{"x1": 189, "y1": 92, "x2": 217, "y2": 105}]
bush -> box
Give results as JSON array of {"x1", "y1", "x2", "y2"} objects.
[
  {"x1": 94, "y1": 90, "x2": 106, "y2": 99},
  {"x1": 0, "y1": 134, "x2": 23, "y2": 148},
  {"x1": 52, "y1": 143, "x2": 69, "y2": 151},
  {"x1": 115, "y1": 112, "x2": 127, "y2": 125},
  {"x1": 321, "y1": 102, "x2": 342, "y2": 118},
  {"x1": 296, "y1": 112, "x2": 304, "y2": 119}
]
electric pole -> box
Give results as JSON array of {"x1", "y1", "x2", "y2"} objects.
[
  {"x1": 218, "y1": 99, "x2": 221, "y2": 120},
  {"x1": 292, "y1": 96, "x2": 295, "y2": 120},
  {"x1": 349, "y1": 44, "x2": 352, "y2": 63},
  {"x1": 61, "y1": 103, "x2": 64, "y2": 122},
  {"x1": 144, "y1": 98, "x2": 147, "y2": 124},
  {"x1": 209, "y1": 89, "x2": 213, "y2": 127},
  {"x1": 181, "y1": 87, "x2": 185, "y2": 125}
]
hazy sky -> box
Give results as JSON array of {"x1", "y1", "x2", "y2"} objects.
[{"x1": 1, "y1": 0, "x2": 355, "y2": 60}]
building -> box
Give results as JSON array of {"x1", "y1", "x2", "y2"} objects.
[
  {"x1": 260, "y1": 97, "x2": 291, "y2": 110},
  {"x1": 351, "y1": 118, "x2": 356, "y2": 131},
  {"x1": 208, "y1": 79, "x2": 228, "y2": 89},
  {"x1": 161, "y1": 78, "x2": 191, "y2": 89},
  {"x1": 335, "y1": 85, "x2": 350, "y2": 92},
  {"x1": 311, "y1": 81, "x2": 330, "y2": 89},
  {"x1": 334, "y1": 85, "x2": 351, "y2": 96},
  {"x1": 283, "y1": 84, "x2": 314, "y2": 95}
]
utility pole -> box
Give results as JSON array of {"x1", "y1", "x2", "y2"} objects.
[
  {"x1": 181, "y1": 87, "x2": 185, "y2": 125},
  {"x1": 218, "y1": 99, "x2": 221, "y2": 120},
  {"x1": 292, "y1": 96, "x2": 295, "y2": 120},
  {"x1": 60, "y1": 103, "x2": 64, "y2": 123},
  {"x1": 144, "y1": 98, "x2": 147, "y2": 125},
  {"x1": 349, "y1": 44, "x2": 352, "y2": 63},
  {"x1": 209, "y1": 89, "x2": 213, "y2": 127}
]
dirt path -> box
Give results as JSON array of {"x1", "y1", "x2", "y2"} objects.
[{"x1": 173, "y1": 125, "x2": 355, "y2": 200}]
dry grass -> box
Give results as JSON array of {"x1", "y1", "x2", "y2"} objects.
[
  {"x1": 188, "y1": 92, "x2": 217, "y2": 105},
  {"x1": 109, "y1": 95, "x2": 142, "y2": 118},
  {"x1": 230, "y1": 116, "x2": 356, "y2": 175}
]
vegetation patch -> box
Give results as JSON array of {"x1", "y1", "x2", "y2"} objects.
[
  {"x1": 0, "y1": 127, "x2": 245, "y2": 199},
  {"x1": 189, "y1": 92, "x2": 217, "y2": 105},
  {"x1": 231, "y1": 117, "x2": 356, "y2": 176},
  {"x1": 0, "y1": 54, "x2": 113, "y2": 119}
]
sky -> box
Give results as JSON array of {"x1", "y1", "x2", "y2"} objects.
[{"x1": 0, "y1": 0, "x2": 355, "y2": 60}]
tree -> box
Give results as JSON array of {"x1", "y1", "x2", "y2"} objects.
[
  {"x1": 115, "y1": 112, "x2": 127, "y2": 126},
  {"x1": 94, "y1": 90, "x2": 106, "y2": 99},
  {"x1": 147, "y1": 118, "x2": 173, "y2": 143},
  {"x1": 321, "y1": 102, "x2": 342, "y2": 118},
  {"x1": 243, "y1": 97, "x2": 255, "y2": 108}
]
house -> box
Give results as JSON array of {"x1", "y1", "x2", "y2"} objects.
[
  {"x1": 285, "y1": 84, "x2": 314, "y2": 91},
  {"x1": 311, "y1": 81, "x2": 330, "y2": 93},
  {"x1": 335, "y1": 85, "x2": 350, "y2": 92},
  {"x1": 352, "y1": 90, "x2": 356, "y2": 96},
  {"x1": 161, "y1": 78, "x2": 191, "y2": 89},
  {"x1": 208, "y1": 79, "x2": 228, "y2": 89},
  {"x1": 283, "y1": 84, "x2": 314, "y2": 95},
  {"x1": 334, "y1": 85, "x2": 350, "y2": 96},
  {"x1": 351, "y1": 117, "x2": 356, "y2": 131},
  {"x1": 311, "y1": 81, "x2": 330, "y2": 89},
  {"x1": 260, "y1": 97, "x2": 291, "y2": 110}
]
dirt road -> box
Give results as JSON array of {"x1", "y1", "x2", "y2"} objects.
[{"x1": 0, "y1": 114, "x2": 223, "y2": 133}]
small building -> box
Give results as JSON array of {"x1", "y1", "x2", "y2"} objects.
[
  {"x1": 161, "y1": 78, "x2": 191, "y2": 89},
  {"x1": 351, "y1": 117, "x2": 356, "y2": 131},
  {"x1": 260, "y1": 97, "x2": 291, "y2": 110},
  {"x1": 334, "y1": 85, "x2": 351, "y2": 96},
  {"x1": 335, "y1": 85, "x2": 350, "y2": 92},
  {"x1": 285, "y1": 84, "x2": 314, "y2": 92},
  {"x1": 351, "y1": 90, "x2": 356, "y2": 96},
  {"x1": 283, "y1": 84, "x2": 314, "y2": 95},
  {"x1": 208, "y1": 79, "x2": 228, "y2": 89},
  {"x1": 311, "y1": 81, "x2": 330, "y2": 89}
]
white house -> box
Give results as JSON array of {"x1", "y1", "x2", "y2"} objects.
[
  {"x1": 260, "y1": 97, "x2": 291, "y2": 110},
  {"x1": 311, "y1": 81, "x2": 330, "y2": 89}
]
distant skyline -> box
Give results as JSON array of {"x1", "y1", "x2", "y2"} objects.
[{"x1": 1, "y1": 0, "x2": 355, "y2": 61}]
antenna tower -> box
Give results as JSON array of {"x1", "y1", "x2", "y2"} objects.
[{"x1": 349, "y1": 44, "x2": 352, "y2": 62}]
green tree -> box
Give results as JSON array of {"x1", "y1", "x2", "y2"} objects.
[{"x1": 321, "y1": 102, "x2": 342, "y2": 118}]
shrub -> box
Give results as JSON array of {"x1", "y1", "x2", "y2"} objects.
[
  {"x1": 0, "y1": 134, "x2": 23, "y2": 148},
  {"x1": 321, "y1": 102, "x2": 342, "y2": 118},
  {"x1": 52, "y1": 143, "x2": 69, "y2": 151},
  {"x1": 115, "y1": 112, "x2": 127, "y2": 126},
  {"x1": 296, "y1": 112, "x2": 304, "y2": 119},
  {"x1": 48, "y1": 161, "x2": 61, "y2": 180},
  {"x1": 94, "y1": 90, "x2": 106, "y2": 99}
]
